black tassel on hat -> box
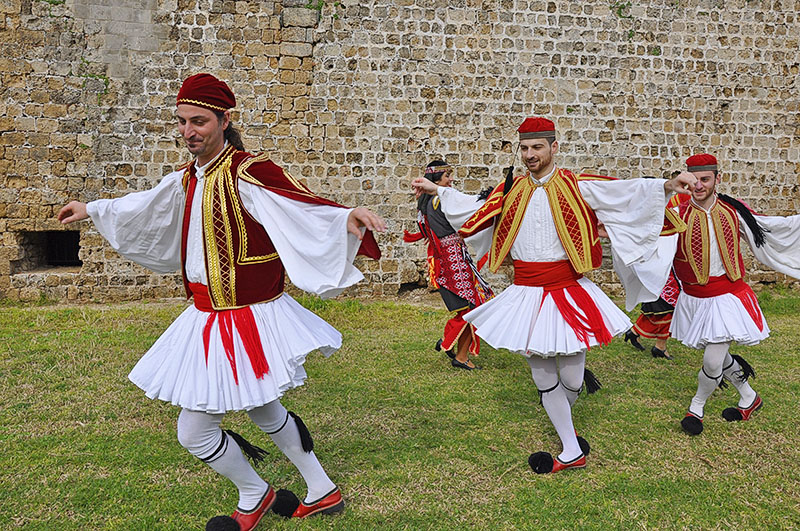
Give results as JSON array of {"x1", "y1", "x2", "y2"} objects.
[
  {"x1": 224, "y1": 429, "x2": 268, "y2": 464},
  {"x1": 584, "y1": 368, "x2": 602, "y2": 394},
  {"x1": 288, "y1": 411, "x2": 314, "y2": 453},
  {"x1": 502, "y1": 165, "x2": 515, "y2": 196},
  {"x1": 717, "y1": 194, "x2": 769, "y2": 247},
  {"x1": 477, "y1": 186, "x2": 495, "y2": 201}
]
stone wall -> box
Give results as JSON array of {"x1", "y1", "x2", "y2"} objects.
[{"x1": 1, "y1": 0, "x2": 799, "y2": 303}]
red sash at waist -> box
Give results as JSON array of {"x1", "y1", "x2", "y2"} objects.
[
  {"x1": 512, "y1": 261, "x2": 611, "y2": 349},
  {"x1": 188, "y1": 283, "x2": 270, "y2": 383},
  {"x1": 682, "y1": 276, "x2": 763, "y2": 331},
  {"x1": 190, "y1": 282, "x2": 214, "y2": 311},
  {"x1": 682, "y1": 276, "x2": 746, "y2": 298},
  {"x1": 513, "y1": 260, "x2": 583, "y2": 290}
]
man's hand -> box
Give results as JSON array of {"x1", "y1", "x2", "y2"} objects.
[
  {"x1": 347, "y1": 207, "x2": 386, "y2": 240},
  {"x1": 596, "y1": 222, "x2": 608, "y2": 239},
  {"x1": 411, "y1": 177, "x2": 438, "y2": 198},
  {"x1": 664, "y1": 171, "x2": 697, "y2": 195},
  {"x1": 58, "y1": 201, "x2": 89, "y2": 224}
]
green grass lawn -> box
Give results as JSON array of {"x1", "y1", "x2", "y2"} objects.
[{"x1": 2, "y1": 292, "x2": 800, "y2": 529}]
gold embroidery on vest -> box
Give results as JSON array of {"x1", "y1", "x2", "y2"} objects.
[
  {"x1": 546, "y1": 169, "x2": 597, "y2": 274},
  {"x1": 238, "y1": 154, "x2": 319, "y2": 202},
  {"x1": 460, "y1": 184, "x2": 503, "y2": 237},
  {"x1": 711, "y1": 202, "x2": 742, "y2": 281},
  {"x1": 229, "y1": 176, "x2": 279, "y2": 265},
  {"x1": 661, "y1": 207, "x2": 687, "y2": 236},
  {"x1": 203, "y1": 150, "x2": 237, "y2": 307},
  {"x1": 683, "y1": 206, "x2": 710, "y2": 284},
  {"x1": 489, "y1": 177, "x2": 534, "y2": 272}
]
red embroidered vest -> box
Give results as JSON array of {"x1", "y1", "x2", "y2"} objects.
[
  {"x1": 673, "y1": 198, "x2": 745, "y2": 286},
  {"x1": 181, "y1": 145, "x2": 285, "y2": 310},
  {"x1": 459, "y1": 168, "x2": 605, "y2": 273}
]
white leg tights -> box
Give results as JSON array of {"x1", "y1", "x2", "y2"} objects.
[
  {"x1": 558, "y1": 353, "x2": 586, "y2": 407},
  {"x1": 247, "y1": 400, "x2": 336, "y2": 503},
  {"x1": 689, "y1": 342, "x2": 729, "y2": 417},
  {"x1": 527, "y1": 352, "x2": 585, "y2": 462},
  {"x1": 177, "y1": 409, "x2": 268, "y2": 510}
]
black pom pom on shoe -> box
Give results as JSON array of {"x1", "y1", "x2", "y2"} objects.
[
  {"x1": 680, "y1": 415, "x2": 704, "y2": 436},
  {"x1": 721, "y1": 407, "x2": 743, "y2": 421},
  {"x1": 206, "y1": 515, "x2": 240, "y2": 531},
  {"x1": 271, "y1": 488, "x2": 301, "y2": 518},
  {"x1": 528, "y1": 451, "x2": 555, "y2": 474}
]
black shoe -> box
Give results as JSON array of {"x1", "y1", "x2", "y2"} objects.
[
  {"x1": 451, "y1": 358, "x2": 480, "y2": 370},
  {"x1": 624, "y1": 330, "x2": 645, "y2": 351},
  {"x1": 435, "y1": 339, "x2": 456, "y2": 359},
  {"x1": 651, "y1": 346, "x2": 673, "y2": 360}
]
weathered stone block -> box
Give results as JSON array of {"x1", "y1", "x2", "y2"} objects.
[
  {"x1": 280, "y1": 42, "x2": 313, "y2": 57},
  {"x1": 282, "y1": 7, "x2": 319, "y2": 28}
]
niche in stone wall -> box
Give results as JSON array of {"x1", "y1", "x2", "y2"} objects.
[{"x1": 11, "y1": 231, "x2": 83, "y2": 274}]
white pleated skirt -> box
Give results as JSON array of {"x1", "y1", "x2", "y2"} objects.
[
  {"x1": 671, "y1": 292, "x2": 770, "y2": 349},
  {"x1": 464, "y1": 278, "x2": 631, "y2": 358},
  {"x1": 128, "y1": 294, "x2": 342, "y2": 414}
]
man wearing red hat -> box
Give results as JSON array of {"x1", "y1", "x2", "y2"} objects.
[
  {"x1": 58, "y1": 73, "x2": 385, "y2": 529},
  {"x1": 669, "y1": 154, "x2": 800, "y2": 436},
  {"x1": 414, "y1": 117, "x2": 695, "y2": 474}
]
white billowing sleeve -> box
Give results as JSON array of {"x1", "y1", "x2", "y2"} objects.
[
  {"x1": 580, "y1": 178, "x2": 675, "y2": 311},
  {"x1": 238, "y1": 181, "x2": 364, "y2": 299},
  {"x1": 579, "y1": 178, "x2": 671, "y2": 266},
  {"x1": 612, "y1": 234, "x2": 678, "y2": 311},
  {"x1": 436, "y1": 186, "x2": 492, "y2": 260},
  {"x1": 85, "y1": 171, "x2": 185, "y2": 273},
  {"x1": 743, "y1": 213, "x2": 800, "y2": 280}
]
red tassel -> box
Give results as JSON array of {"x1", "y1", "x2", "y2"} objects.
[
  {"x1": 217, "y1": 311, "x2": 239, "y2": 385},
  {"x1": 549, "y1": 285, "x2": 613, "y2": 349},
  {"x1": 233, "y1": 307, "x2": 270, "y2": 379},
  {"x1": 735, "y1": 288, "x2": 764, "y2": 331}
]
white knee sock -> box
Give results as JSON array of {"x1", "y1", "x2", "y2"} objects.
[
  {"x1": 248, "y1": 400, "x2": 336, "y2": 504},
  {"x1": 689, "y1": 342, "x2": 729, "y2": 417},
  {"x1": 528, "y1": 356, "x2": 582, "y2": 462},
  {"x1": 558, "y1": 352, "x2": 587, "y2": 408},
  {"x1": 177, "y1": 409, "x2": 268, "y2": 510},
  {"x1": 722, "y1": 353, "x2": 758, "y2": 407}
]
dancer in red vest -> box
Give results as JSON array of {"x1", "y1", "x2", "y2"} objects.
[
  {"x1": 413, "y1": 117, "x2": 695, "y2": 473},
  {"x1": 670, "y1": 154, "x2": 800, "y2": 435},
  {"x1": 404, "y1": 160, "x2": 494, "y2": 370},
  {"x1": 58, "y1": 73, "x2": 385, "y2": 530}
]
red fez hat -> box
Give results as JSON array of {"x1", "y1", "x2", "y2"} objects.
[
  {"x1": 518, "y1": 117, "x2": 556, "y2": 139},
  {"x1": 176, "y1": 73, "x2": 236, "y2": 112},
  {"x1": 686, "y1": 153, "x2": 718, "y2": 172}
]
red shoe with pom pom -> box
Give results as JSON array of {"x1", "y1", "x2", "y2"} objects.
[
  {"x1": 231, "y1": 486, "x2": 276, "y2": 531},
  {"x1": 291, "y1": 488, "x2": 345, "y2": 518},
  {"x1": 722, "y1": 395, "x2": 762, "y2": 422},
  {"x1": 551, "y1": 454, "x2": 586, "y2": 473}
]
